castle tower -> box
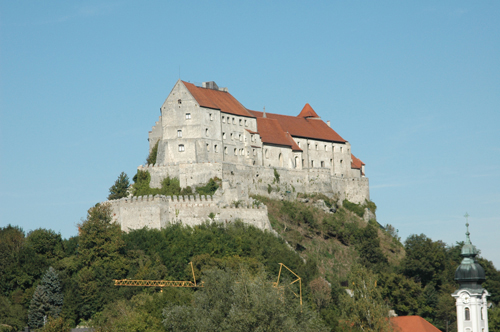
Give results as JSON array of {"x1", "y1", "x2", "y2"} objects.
[{"x1": 452, "y1": 217, "x2": 489, "y2": 332}]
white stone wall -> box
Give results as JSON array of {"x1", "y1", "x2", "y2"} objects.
[
  {"x1": 108, "y1": 194, "x2": 272, "y2": 232},
  {"x1": 109, "y1": 195, "x2": 169, "y2": 232}
]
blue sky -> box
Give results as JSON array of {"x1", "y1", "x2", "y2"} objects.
[{"x1": 1, "y1": 1, "x2": 499, "y2": 267}]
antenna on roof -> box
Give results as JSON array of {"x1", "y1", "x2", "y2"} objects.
[{"x1": 263, "y1": 106, "x2": 266, "y2": 118}]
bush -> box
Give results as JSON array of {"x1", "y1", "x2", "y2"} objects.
[
  {"x1": 195, "y1": 178, "x2": 220, "y2": 196},
  {"x1": 146, "y1": 140, "x2": 159, "y2": 165},
  {"x1": 343, "y1": 199, "x2": 365, "y2": 217}
]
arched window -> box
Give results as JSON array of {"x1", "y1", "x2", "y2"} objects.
[
  {"x1": 234, "y1": 148, "x2": 237, "y2": 155},
  {"x1": 178, "y1": 144, "x2": 185, "y2": 152},
  {"x1": 205, "y1": 128, "x2": 209, "y2": 136},
  {"x1": 224, "y1": 147, "x2": 228, "y2": 155},
  {"x1": 279, "y1": 153, "x2": 283, "y2": 167},
  {"x1": 465, "y1": 307, "x2": 470, "y2": 321},
  {"x1": 214, "y1": 145, "x2": 218, "y2": 153}
]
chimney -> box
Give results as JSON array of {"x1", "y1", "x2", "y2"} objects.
[
  {"x1": 327, "y1": 120, "x2": 331, "y2": 127},
  {"x1": 263, "y1": 106, "x2": 266, "y2": 118}
]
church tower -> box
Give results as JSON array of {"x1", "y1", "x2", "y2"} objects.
[{"x1": 452, "y1": 218, "x2": 489, "y2": 332}]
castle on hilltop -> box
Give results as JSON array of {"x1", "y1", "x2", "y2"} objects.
[{"x1": 108, "y1": 80, "x2": 370, "y2": 232}]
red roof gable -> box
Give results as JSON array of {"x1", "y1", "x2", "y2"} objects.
[
  {"x1": 182, "y1": 81, "x2": 255, "y2": 118},
  {"x1": 297, "y1": 103, "x2": 320, "y2": 118},
  {"x1": 351, "y1": 154, "x2": 365, "y2": 170},
  {"x1": 286, "y1": 132, "x2": 302, "y2": 151},
  {"x1": 249, "y1": 110, "x2": 346, "y2": 143},
  {"x1": 391, "y1": 316, "x2": 441, "y2": 332},
  {"x1": 255, "y1": 118, "x2": 293, "y2": 148}
]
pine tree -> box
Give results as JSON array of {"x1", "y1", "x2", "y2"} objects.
[
  {"x1": 108, "y1": 172, "x2": 130, "y2": 200},
  {"x1": 28, "y1": 267, "x2": 63, "y2": 328}
]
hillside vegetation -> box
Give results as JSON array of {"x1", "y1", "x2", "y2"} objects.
[{"x1": 1, "y1": 184, "x2": 500, "y2": 331}]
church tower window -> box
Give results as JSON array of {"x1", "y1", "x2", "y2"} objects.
[{"x1": 465, "y1": 308, "x2": 470, "y2": 321}]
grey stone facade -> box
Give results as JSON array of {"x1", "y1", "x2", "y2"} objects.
[{"x1": 108, "y1": 80, "x2": 370, "y2": 232}]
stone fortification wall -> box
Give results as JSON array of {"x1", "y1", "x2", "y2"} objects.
[
  {"x1": 109, "y1": 195, "x2": 169, "y2": 232},
  {"x1": 139, "y1": 162, "x2": 222, "y2": 188},
  {"x1": 142, "y1": 161, "x2": 369, "y2": 204},
  {"x1": 108, "y1": 193, "x2": 271, "y2": 232}
]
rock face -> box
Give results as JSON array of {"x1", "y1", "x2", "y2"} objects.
[{"x1": 106, "y1": 79, "x2": 371, "y2": 232}]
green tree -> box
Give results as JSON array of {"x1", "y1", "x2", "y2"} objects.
[
  {"x1": 489, "y1": 305, "x2": 500, "y2": 332},
  {"x1": 379, "y1": 273, "x2": 422, "y2": 316},
  {"x1": 146, "y1": 140, "x2": 159, "y2": 165},
  {"x1": 402, "y1": 234, "x2": 446, "y2": 287},
  {"x1": 340, "y1": 264, "x2": 393, "y2": 332},
  {"x1": 75, "y1": 203, "x2": 128, "y2": 320},
  {"x1": 108, "y1": 172, "x2": 130, "y2": 200},
  {"x1": 28, "y1": 267, "x2": 63, "y2": 329},
  {"x1": 162, "y1": 268, "x2": 327, "y2": 332}
]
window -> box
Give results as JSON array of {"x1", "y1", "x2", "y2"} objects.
[
  {"x1": 177, "y1": 130, "x2": 182, "y2": 137},
  {"x1": 222, "y1": 116, "x2": 225, "y2": 123},
  {"x1": 311, "y1": 160, "x2": 314, "y2": 167},
  {"x1": 178, "y1": 99, "x2": 182, "y2": 104},
  {"x1": 231, "y1": 133, "x2": 233, "y2": 140},
  {"x1": 245, "y1": 120, "x2": 248, "y2": 127},
  {"x1": 214, "y1": 145, "x2": 218, "y2": 153},
  {"x1": 206, "y1": 144, "x2": 209, "y2": 151},
  {"x1": 232, "y1": 118, "x2": 235, "y2": 124},
  {"x1": 265, "y1": 149, "x2": 269, "y2": 158},
  {"x1": 340, "y1": 147, "x2": 343, "y2": 153},
  {"x1": 308, "y1": 143, "x2": 311, "y2": 149},
  {"x1": 302, "y1": 159, "x2": 305, "y2": 167},
  {"x1": 185, "y1": 113, "x2": 191, "y2": 120},
  {"x1": 315, "y1": 144, "x2": 318, "y2": 150},
  {"x1": 340, "y1": 159, "x2": 343, "y2": 165},
  {"x1": 247, "y1": 149, "x2": 250, "y2": 156},
  {"x1": 465, "y1": 308, "x2": 470, "y2": 321},
  {"x1": 239, "y1": 134, "x2": 242, "y2": 141},
  {"x1": 330, "y1": 159, "x2": 333, "y2": 166},
  {"x1": 234, "y1": 148, "x2": 237, "y2": 155},
  {"x1": 253, "y1": 149, "x2": 256, "y2": 156},
  {"x1": 224, "y1": 147, "x2": 228, "y2": 155},
  {"x1": 251, "y1": 135, "x2": 254, "y2": 142},
  {"x1": 205, "y1": 128, "x2": 209, "y2": 136},
  {"x1": 321, "y1": 161, "x2": 325, "y2": 167},
  {"x1": 239, "y1": 119, "x2": 242, "y2": 126},
  {"x1": 241, "y1": 149, "x2": 244, "y2": 155},
  {"x1": 324, "y1": 145, "x2": 327, "y2": 151},
  {"x1": 297, "y1": 141, "x2": 301, "y2": 147},
  {"x1": 178, "y1": 144, "x2": 185, "y2": 152},
  {"x1": 210, "y1": 113, "x2": 213, "y2": 121}
]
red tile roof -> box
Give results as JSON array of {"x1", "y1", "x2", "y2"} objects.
[
  {"x1": 391, "y1": 316, "x2": 441, "y2": 332},
  {"x1": 255, "y1": 118, "x2": 294, "y2": 148},
  {"x1": 286, "y1": 132, "x2": 302, "y2": 151},
  {"x1": 182, "y1": 81, "x2": 255, "y2": 118},
  {"x1": 249, "y1": 110, "x2": 346, "y2": 143},
  {"x1": 297, "y1": 103, "x2": 320, "y2": 118},
  {"x1": 351, "y1": 154, "x2": 365, "y2": 170}
]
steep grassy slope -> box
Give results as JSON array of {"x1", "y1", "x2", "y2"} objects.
[{"x1": 252, "y1": 194, "x2": 405, "y2": 282}]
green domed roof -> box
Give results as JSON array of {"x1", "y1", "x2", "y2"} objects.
[{"x1": 454, "y1": 222, "x2": 486, "y2": 286}]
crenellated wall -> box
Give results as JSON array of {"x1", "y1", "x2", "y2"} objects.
[
  {"x1": 140, "y1": 161, "x2": 369, "y2": 204},
  {"x1": 108, "y1": 193, "x2": 272, "y2": 232}
]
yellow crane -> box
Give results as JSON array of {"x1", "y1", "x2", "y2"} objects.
[
  {"x1": 114, "y1": 262, "x2": 302, "y2": 307},
  {"x1": 113, "y1": 262, "x2": 202, "y2": 291}
]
